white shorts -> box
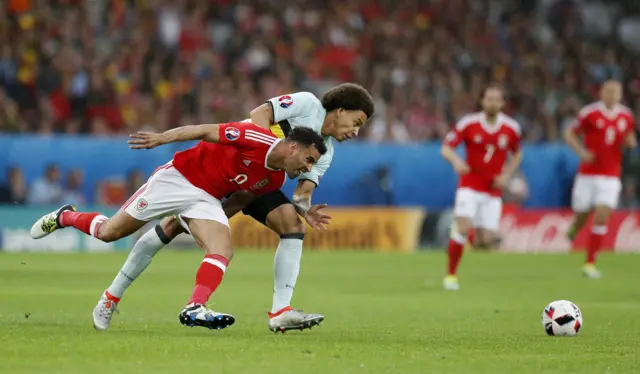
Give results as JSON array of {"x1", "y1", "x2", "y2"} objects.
[
  {"x1": 571, "y1": 174, "x2": 621, "y2": 212},
  {"x1": 122, "y1": 163, "x2": 229, "y2": 231},
  {"x1": 453, "y1": 188, "x2": 503, "y2": 232}
]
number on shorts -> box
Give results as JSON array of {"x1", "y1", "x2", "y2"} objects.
[
  {"x1": 484, "y1": 144, "x2": 495, "y2": 163},
  {"x1": 605, "y1": 127, "x2": 616, "y2": 145},
  {"x1": 230, "y1": 174, "x2": 248, "y2": 185}
]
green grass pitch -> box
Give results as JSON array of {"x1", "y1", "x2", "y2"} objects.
[{"x1": 1, "y1": 250, "x2": 639, "y2": 374}]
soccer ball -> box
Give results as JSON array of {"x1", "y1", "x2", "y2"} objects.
[{"x1": 541, "y1": 300, "x2": 583, "y2": 337}]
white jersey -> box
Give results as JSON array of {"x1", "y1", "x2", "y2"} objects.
[{"x1": 264, "y1": 92, "x2": 333, "y2": 186}]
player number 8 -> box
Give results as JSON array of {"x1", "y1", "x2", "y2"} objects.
[{"x1": 484, "y1": 145, "x2": 495, "y2": 163}]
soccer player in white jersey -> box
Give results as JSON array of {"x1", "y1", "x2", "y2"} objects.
[{"x1": 93, "y1": 83, "x2": 375, "y2": 333}]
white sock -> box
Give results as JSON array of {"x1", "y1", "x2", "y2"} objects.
[
  {"x1": 271, "y1": 233, "x2": 304, "y2": 314},
  {"x1": 106, "y1": 225, "x2": 170, "y2": 299}
]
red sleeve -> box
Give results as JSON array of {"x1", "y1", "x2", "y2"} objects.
[
  {"x1": 510, "y1": 131, "x2": 521, "y2": 152},
  {"x1": 571, "y1": 111, "x2": 589, "y2": 134},
  {"x1": 218, "y1": 122, "x2": 279, "y2": 149},
  {"x1": 443, "y1": 128, "x2": 463, "y2": 147}
]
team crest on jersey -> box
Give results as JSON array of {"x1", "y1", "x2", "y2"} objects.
[
  {"x1": 474, "y1": 135, "x2": 483, "y2": 144},
  {"x1": 278, "y1": 95, "x2": 293, "y2": 108},
  {"x1": 498, "y1": 134, "x2": 508, "y2": 149},
  {"x1": 252, "y1": 178, "x2": 270, "y2": 190},
  {"x1": 596, "y1": 119, "x2": 604, "y2": 128},
  {"x1": 225, "y1": 127, "x2": 240, "y2": 141},
  {"x1": 135, "y1": 198, "x2": 148, "y2": 211},
  {"x1": 618, "y1": 118, "x2": 627, "y2": 132}
]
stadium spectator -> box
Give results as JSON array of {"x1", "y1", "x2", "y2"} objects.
[
  {"x1": 61, "y1": 169, "x2": 86, "y2": 206},
  {"x1": 27, "y1": 163, "x2": 63, "y2": 205},
  {"x1": 0, "y1": 166, "x2": 27, "y2": 204}
]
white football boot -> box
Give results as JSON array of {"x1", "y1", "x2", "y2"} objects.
[
  {"x1": 30, "y1": 204, "x2": 77, "y2": 239},
  {"x1": 582, "y1": 263, "x2": 601, "y2": 279},
  {"x1": 179, "y1": 303, "x2": 235, "y2": 330},
  {"x1": 443, "y1": 275, "x2": 460, "y2": 291},
  {"x1": 93, "y1": 293, "x2": 119, "y2": 331},
  {"x1": 268, "y1": 307, "x2": 324, "y2": 334}
]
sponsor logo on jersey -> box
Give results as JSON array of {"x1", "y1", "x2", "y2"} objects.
[
  {"x1": 243, "y1": 159, "x2": 251, "y2": 167},
  {"x1": 498, "y1": 134, "x2": 508, "y2": 149},
  {"x1": 251, "y1": 178, "x2": 270, "y2": 190},
  {"x1": 278, "y1": 95, "x2": 293, "y2": 108},
  {"x1": 225, "y1": 127, "x2": 241, "y2": 141},
  {"x1": 618, "y1": 118, "x2": 627, "y2": 132},
  {"x1": 135, "y1": 198, "x2": 148, "y2": 211}
]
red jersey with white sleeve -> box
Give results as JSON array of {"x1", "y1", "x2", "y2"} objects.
[
  {"x1": 443, "y1": 112, "x2": 521, "y2": 197},
  {"x1": 571, "y1": 101, "x2": 635, "y2": 177},
  {"x1": 172, "y1": 122, "x2": 286, "y2": 199}
]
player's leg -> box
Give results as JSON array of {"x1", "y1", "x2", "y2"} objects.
[
  {"x1": 30, "y1": 204, "x2": 145, "y2": 243},
  {"x1": 445, "y1": 189, "x2": 478, "y2": 291},
  {"x1": 104, "y1": 217, "x2": 184, "y2": 301},
  {"x1": 242, "y1": 191, "x2": 324, "y2": 333},
  {"x1": 178, "y1": 212, "x2": 235, "y2": 330},
  {"x1": 583, "y1": 177, "x2": 621, "y2": 278},
  {"x1": 474, "y1": 195, "x2": 502, "y2": 249},
  {"x1": 568, "y1": 175, "x2": 594, "y2": 241}
]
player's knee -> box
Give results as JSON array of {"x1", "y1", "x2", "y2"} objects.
[
  {"x1": 267, "y1": 204, "x2": 305, "y2": 235},
  {"x1": 455, "y1": 218, "x2": 472, "y2": 237},
  {"x1": 202, "y1": 242, "x2": 234, "y2": 260},
  {"x1": 159, "y1": 216, "x2": 184, "y2": 240},
  {"x1": 592, "y1": 207, "x2": 611, "y2": 226},
  {"x1": 96, "y1": 225, "x2": 120, "y2": 243}
]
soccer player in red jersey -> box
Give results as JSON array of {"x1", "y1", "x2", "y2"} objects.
[
  {"x1": 564, "y1": 80, "x2": 637, "y2": 278},
  {"x1": 441, "y1": 85, "x2": 523, "y2": 291},
  {"x1": 29, "y1": 122, "x2": 326, "y2": 330}
]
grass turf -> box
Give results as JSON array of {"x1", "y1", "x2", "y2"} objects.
[{"x1": 1, "y1": 250, "x2": 639, "y2": 374}]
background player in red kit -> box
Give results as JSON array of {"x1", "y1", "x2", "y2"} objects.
[
  {"x1": 441, "y1": 85, "x2": 523, "y2": 291},
  {"x1": 564, "y1": 80, "x2": 637, "y2": 278},
  {"x1": 29, "y1": 122, "x2": 327, "y2": 330}
]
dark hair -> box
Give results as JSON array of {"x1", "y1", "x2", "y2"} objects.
[
  {"x1": 286, "y1": 127, "x2": 327, "y2": 155},
  {"x1": 321, "y1": 83, "x2": 375, "y2": 119}
]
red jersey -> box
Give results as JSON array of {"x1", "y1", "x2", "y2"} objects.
[
  {"x1": 571, "y1": 102, "x2": 635, "y2": 177},
  {"x1": 172, "y1": 122, "x2": 286, "y2": 199},
  {"x1": 444, "y1": 112, "x2": 521, "y2": 196}
]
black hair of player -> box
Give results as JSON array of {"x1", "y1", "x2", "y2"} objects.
[
  {"x1": 476, "y1": 83, "x2": 506, "y2": 110},
  {"x1": 321, "y1": 83, "x2": 375, "y2": 119},
  {"x1": 285, "y1": 127, "x2": 328, "y2": 155}
]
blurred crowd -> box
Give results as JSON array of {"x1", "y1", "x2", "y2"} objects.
[
  {"x1": 1, "y1": 0, "x2": 640, "y2": 143},
  {"x1": 2, "y1": 0, "x2": 640, "y2": 207}
]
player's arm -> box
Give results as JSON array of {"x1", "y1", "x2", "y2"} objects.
[
  {"x1": 292, "y1": 180, "x2": 315, "y2": 217},
  {"x1": 441, "y1": 130, "x2": 470, "y2": 174},
  {"x1": 295, "y1": 154, "x2": 332, "y2": 230},
  {"x1": 222, "y1": 191, "x2": 257, "y2": 219},
  {"x1": 128, "y1": 124, "x2": 223, "y2": 149},
  {"x1": 249, "y1": 104, "x2": 274, "y2": 129},
  {"x1": 625, "y1": 132, "x2": 637, "y2": 149},
  {"x1": 563, "y1": 114, "x2": 594, "y2": 162}
]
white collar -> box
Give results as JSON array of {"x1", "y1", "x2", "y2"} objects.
[
  {"x1": 597, "y1": 101, "x2": 619, "y2": 119},
  {"x1": 264, "y1": 139, "x2": 283, "y2": 171},
  {"x1": 479, "y1": 112, "x2": 503, "y2": 134}
]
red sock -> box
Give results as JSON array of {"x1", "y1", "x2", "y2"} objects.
[
  {"x1": 586, "y1": 225, "x2": 607, "y2": 264},
  {"x1": 60, "y1": 211, "x2": 107, "y2": 238},
  {"x1": 188, "y1": 254, "x2": 230, "y2": 305},
  {"x1": 447, "y1": 232, "x2": 466, "y2": 276}
]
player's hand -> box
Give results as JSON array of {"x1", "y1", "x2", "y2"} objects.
[
  {"x1": 453, "y1": 160, "x2": 471, "y2": 175},
  {"x1": 493, "y1": 174, "x2": 509, "y2": 189},
  {"x1": 128, "y1": 132, "x2": 167, "y2": 149},
  {"x1": 578, "y1": 150, "x2": 595, "y2": 164},
  {"x1": 304, "y1": 204, "x2": 332, "y2": 231}
]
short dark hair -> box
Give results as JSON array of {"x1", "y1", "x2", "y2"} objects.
[
  {"x1": 285, "y1": 127, "x2": 327, "y2": 155},
  {"x1": 483, "y1": 83, "x2": 505, "y2": 98},
  {"x1": 321, "y1": 83, "x2": 375, "y2": 119}
]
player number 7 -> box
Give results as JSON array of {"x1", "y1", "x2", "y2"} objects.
[{"x1": 483, "y1": 144, "x2": 495, "y2": 163}]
